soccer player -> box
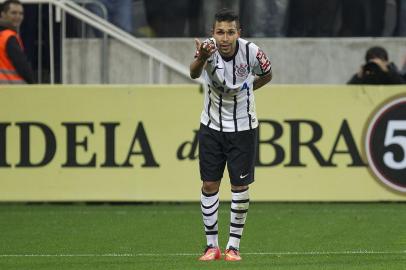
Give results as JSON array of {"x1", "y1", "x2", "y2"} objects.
[{"x1": 189, "y1": 8, "x2": 272, "y2": 261}]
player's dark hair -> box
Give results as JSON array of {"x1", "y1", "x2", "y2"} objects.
[
  {"x1": 365, "y1": 46, "x2": 388, "y2": 62},
  {"x1": 213, "y1": 8, "x2": 240, "y2": 29},
  {"x1": 1, "y1": 0, "x2": 22, "y2": 13}
]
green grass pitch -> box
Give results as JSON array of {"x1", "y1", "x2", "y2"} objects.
[{"x1": 0, "y1": 202, "x2": 405, "y2": 269}]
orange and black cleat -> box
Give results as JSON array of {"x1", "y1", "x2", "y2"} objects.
[
  {"x1": 198, "y1": 245, "x2": 221, "y2": 261},
  {"x1": 224, "y1": 246, "x2": 241, "y2": 261}
]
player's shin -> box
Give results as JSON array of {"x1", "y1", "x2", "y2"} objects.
[
  {"x1": 226, "y1": 188, "x2": 249, "y2": 250},
  {"x1": 201, "y1": 189, "x2": 220, "y2": 247}
]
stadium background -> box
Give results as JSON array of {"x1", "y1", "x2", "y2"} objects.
[{"x1": 1, "y1": 1, "x2": 405, "y2": 269}]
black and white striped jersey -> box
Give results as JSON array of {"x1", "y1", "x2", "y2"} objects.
[{"x1": 200, "y1": 38, "x2": 271, "y2": 132}]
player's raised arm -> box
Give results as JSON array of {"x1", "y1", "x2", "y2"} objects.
[{"x1": 190, "y1": 38, "x2": 217, "y2": 79}]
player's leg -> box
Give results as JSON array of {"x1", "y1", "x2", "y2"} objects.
[
  {"x1": 224, "y1": 184, "x2": 249, "y2": 261},
  {"x1": 199, "y1": 181, "x2": 221, "y2": 261},
  {"x1": 224, "y1": 128, "x2": 257, "y2": 261},
  {"x1": 201, "y1": 181, "x2": 221, "y2": 248},
  {"x1": 198, "y1": 124, "x2": 226, "y2": 261}
]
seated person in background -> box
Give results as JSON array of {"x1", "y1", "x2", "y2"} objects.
[{"x1": 348, "y1": 46, "x2": 405, "y2": 84}]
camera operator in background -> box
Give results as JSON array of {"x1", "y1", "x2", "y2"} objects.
[{"x1": 348, "y1": 46, "x2": 405, "y2": 84}]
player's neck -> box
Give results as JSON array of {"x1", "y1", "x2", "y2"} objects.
[
  {"x1": 219, "y1": 51, "x2": 234, "y2": 58},
  {"x1": 219, "y1": 41, "x2": 239, "y2": 62}
]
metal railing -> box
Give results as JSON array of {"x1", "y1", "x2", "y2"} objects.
[
  {"x1": 20, "y1": 0, "x2": 202, "y2": 84},
  {"x1": 74, "y1": 0, "x2": 109, "y2": 83}
]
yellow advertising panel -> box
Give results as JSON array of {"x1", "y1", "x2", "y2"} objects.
[{"x1": 0, "y1": 85, "x2": 405, "y2": 201}]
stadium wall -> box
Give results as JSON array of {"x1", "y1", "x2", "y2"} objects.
[
  {"x1": 0, "y1": 85, "x2": 405, "y2": 201},
  {"x1": 63, "y1": 38, "x2": 406, "y2": 84}
]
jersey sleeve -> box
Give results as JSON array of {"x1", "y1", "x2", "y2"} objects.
[{"x1": 251, "y1": 45, "x2": 272, "y2": 76}]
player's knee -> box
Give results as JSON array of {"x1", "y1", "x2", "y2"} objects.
[
  {"x1": 231, "y1": 184, "x2": 249, "y2": 192},
  {"x1": 202, "y1": 181, "x2": 220, "y2": 194}
]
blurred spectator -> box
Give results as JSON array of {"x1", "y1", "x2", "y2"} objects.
[
  {"x1": 71, "y1": 0, "x2": 406, "y2": 38},
  {"x1": 288, "y1": 0, "x2": 341, "y2": 37},
  {"x1": 398, "y1": 0, "x2": 406, "y2": 36},
  {"x1": 198, "y1": 0, "x2": 240, "y2": 36},
  {"x1": 401, "y1": 53, "x2": 406, "y2": 80},
  {"x1": 19, "y1": 4, "x2": 37, "y2": 70},
  {"x1": 133, "y1": 0, "x2": 154, "y2": 37},
  {"x1": 0, "y1": 0, "x2": 34, "y2": 83},
  {"x1": 87, "y1": 0, "x2": 134, "y2": 34},
  {"x1": 242, "y1": 0, "x2": 290, "y2": 37},
  {"x1": 185, "y1": 0, "x2": 201, "y2": 37},
  {"x1": 144, "y1": 0, "x2": 189, "y2": 37},
  {"x1": 348, "y1": 46, "x2": 405, "y2": 84},
  {"x1": 20, "y1": 4, "x2": 62, "y2": 83},
  {"x1": 382, "y1": 0, "x2": 397, "y2": 36},
  {"x1": 339, "y1": 0, "x2": 386, "y2": 36}
]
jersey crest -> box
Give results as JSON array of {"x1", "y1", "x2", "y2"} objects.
[{"x1": 235, "y1": 63, "x2": 249, "y2": 78}]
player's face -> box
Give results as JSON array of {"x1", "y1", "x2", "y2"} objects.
[
  {"x1": 1, "y1": 3, "x2": 24, "y2": 29},
  {"x1": 212, "y1": 21, "x2": 240, "y2": 57}
]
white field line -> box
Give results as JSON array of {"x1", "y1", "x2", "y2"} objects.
[
  {"x1": 3, "y1": 208, "x2": 405, "y2": 216},
  {"x1": 0, "y1": 250, "x2": 405, "y2": 257}
]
